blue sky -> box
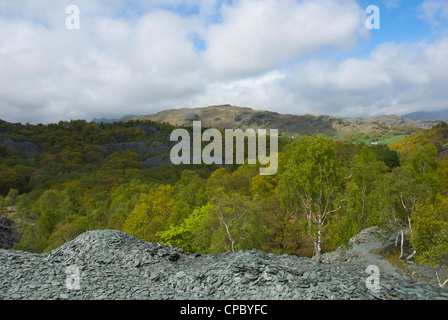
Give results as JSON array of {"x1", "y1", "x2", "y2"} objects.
[
  {"x1": 114, "y1": 0, "x2": 442, "y2": 55},
  {"x1": 360, "y1": 1, "x2": 438, "y2": 48},
  {"x1": 142, "y1": 0, "x2": 444, "y2": 57},
  {"x1": 0, "y1": 0, "x2": 447, "y2": 123}
]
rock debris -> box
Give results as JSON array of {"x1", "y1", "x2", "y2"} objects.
[{"x1": 1, "y1": 229, "x2": 447, "y2": 300}]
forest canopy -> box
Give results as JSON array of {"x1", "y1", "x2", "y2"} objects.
[{"x1": 1, "y1": 118, "x2": 448, "y2": 284}]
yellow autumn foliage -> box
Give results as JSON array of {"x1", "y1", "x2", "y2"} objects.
[{"x1": 122, "y1": 184, "x2": 174, "y2": 242}]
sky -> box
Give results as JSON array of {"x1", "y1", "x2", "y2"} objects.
[{"x1": 0, "y1": 0, "x2": 447, "y2": 124}]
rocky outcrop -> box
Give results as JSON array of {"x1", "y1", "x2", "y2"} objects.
[
  {"x1": 0, "y1": 213, "x2": 20, "y2": 249},
  {"x1": 101, "y1": 141, "x2": 171, "y2": 156},
  {"x1": 100, "y1": 141, "x2": 172, "y2": 168},
  {"x1": 1, "y1": 229, "x2": 447, "y2": 300},
  {"x1": 143, "y1": 156, "x2": 172, "y2": 169},
  {"x1": 0, "y1": 139, "x2": 42, "y2": 154},
  {"x1": 321, "y1": 227, "x2": 447, "y2": 286}
]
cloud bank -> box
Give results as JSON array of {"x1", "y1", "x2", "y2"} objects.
[{"x1": 0, "y1": 0, "x2": 447, "y2": 123}]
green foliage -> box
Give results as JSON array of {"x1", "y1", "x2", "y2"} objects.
[
  {"x1": 276, "y1": 135, "x2": 343, "y2": 261},
  {"x1": 411, "y1": 195, "x2": 448, "y2": 286},
  {"x1": 161, "y1": 189, "x2": 269, "y2": 254},
  {"x1": 2, "y1": 116, "x2": 448, "y2": 268},
  {"x1": 122, "y1": 185, "x2": 174, "y2": 242},
  {"x1": 326, "y1": 147, "x2": 389, "y2": 250},
  {"x1": 101, "y1": 151, "x2": 144, "y2": 170},
  {"x1": 158, "y1": 204, "x2": 210, "y2": 251},
  {"x1": 369, "y1": 144, "x2": 400, "y2": 169},
  {"x1": 403, "y1": 143, "x2": 442, "y2": 193},
  {"x1": 376, "y1": 167, "x2": 430, "y2": 228},
  {"x1": 33, "y1": 189, "x2": 78, "y2": 250},
  {"x1": 107, "y1": 180, "x2": 156, "y2": 230},
  {"x1": 168, "y1": 170, "x2": 208, "y2": 227},
  {"x1": 0, "y1": 165, "x2": 18, "y2": 194},
  {"x1": 5, "y1": 188, "x2": 19, "y2": 206}
]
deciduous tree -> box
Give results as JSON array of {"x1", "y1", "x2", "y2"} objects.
[
  {"x1": 276, "y1": 136, "x2": 343, "y2": 262},
  {"x1": 411, "y1": 195, "x2": 448, "y2": 287}
]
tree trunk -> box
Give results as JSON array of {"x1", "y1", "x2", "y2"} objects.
[
  {"x1": 313, "y1": 227, "x2": 322, "y2": 263},
  {"x1": 405, "y1": 250, "x2": 416, "y2": 260},
  {"x1": 436, "y1": 269, "x2": 448, "y2": 288},
  {"x1": 399, "y1": 230, "x2": 404, "y2": 259}
]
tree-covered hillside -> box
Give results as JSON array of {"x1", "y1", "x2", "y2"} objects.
[{"x1": 1, "y1": 119, "x2": 447, "y2": 285}]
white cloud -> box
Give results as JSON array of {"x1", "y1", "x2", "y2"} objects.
[
  {"x1": 203, "y1": 0, "x2": 367, "y2": 79},
  {"x1": 0, "y1": 0, "x2": 447, "y2": 124},
  {"x1": 276, "y1": 39, "x2": 448, "y2": 117},
  {"x1": 0, "y1": 1, "x2": 206, "y2": 123},
  {"x1": 418, "y1": 0, "x2": 448, "y2": 27},
  {"x1": 188, "y1": 38, "x2": 448, "y2": 118}
]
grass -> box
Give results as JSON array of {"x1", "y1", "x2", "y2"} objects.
[
  {"x1": 377, "y1": 134, "x2": 408, "y2": 145},
  {"x1": 279, "y1": 131, "x2": 299, "y2": 139},
  {"x1": 278, "y1": 130, "x2": 409, "y2": 145},
  {"x1": 353, "y1": 133, "x2": 409, "y2": 145},
  {"x1": 380, "y1": 247, "x2": 433, "y2": 283}
]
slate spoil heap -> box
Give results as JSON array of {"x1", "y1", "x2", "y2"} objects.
[
  {"x1": 1, "y1": 230, "x2": 447, "y2": 300},
  {"x1": 0, "y1": 214, "x2": 20, "y2": 249}
]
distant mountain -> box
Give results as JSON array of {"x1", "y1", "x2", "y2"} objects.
[
  {"x1": 402, "y1": 110, "x2": 448, "y2": 121},
  {"x1": 124, "y1": 105, "x2": 341, "y2": 135},
  {"x1": 92, "y1": 114, "x2": 136, "y2": 123},
  {"x1": 124, "y1": 105, "x2": 440, "y2": 135},
  {"x1": 342, "y1": 115, "x2": 439, "y2": 130},
  {"x1": 92, "y1": 117, "x2": 119, "y2": 123}
]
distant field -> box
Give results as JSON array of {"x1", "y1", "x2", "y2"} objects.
[
  {"x1": 353, "y1": 134, "x2": 408, "y2": 145},
  {"x1": 376, "y1": 134, "x2": 409, "y2": 145},
  {"x1": 279, "y1": 131, "x2": 301, "y2": 139},
  {"x1": 280, "y1": 131, "x2": 409, "y2": 145}
]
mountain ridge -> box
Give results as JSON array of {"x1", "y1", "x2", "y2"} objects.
[
  {"x1": 124, "y1": 105, "x2": 441, "y2": 135},
  {"x1": 403, "y1": 110, "x2": 448, "y2": 121}
]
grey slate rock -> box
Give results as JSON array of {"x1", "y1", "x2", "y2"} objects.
[
  {"x1": 0, "y1": 213, "x2": 20, "y2": 249},
  {"x1": 0, "y1": 229, "x2": 446, "y2": 300},
  {"x1": 101, "y1": 141, "x2": 170, "y2": 157},
  {"x1": 143, "y1": 157, "x2": 171, "y2": 169},
  {"x1": 0, "y1": 139, "x2": 42, "y2": 154}
]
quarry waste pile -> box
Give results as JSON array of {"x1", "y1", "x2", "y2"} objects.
[{"x1": 1, "y1": 229, "x2": 447, "y2": 300}]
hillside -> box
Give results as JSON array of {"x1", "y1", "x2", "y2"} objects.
[
  {"x1": 125, "y1": 105, "x2": 341, "y2": 135},
  {"x1": 342, "y1": 115, "x2": 439, "y2": 129},
  {"x1": 403, "y1": 110, "x2": 448, "y2": 121},
  {"x1": 125, "y1": 105, "x2": 443, "y2": 145},
  {"x1": 2, "y1": 111, "x2": 448, "y2": 292},
  {"x1": 125, "y1": 105, "x2": 439, "y2": 135},
  {"x1": 390, "y1": 121, "x2": 448, "y2": 155}
]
